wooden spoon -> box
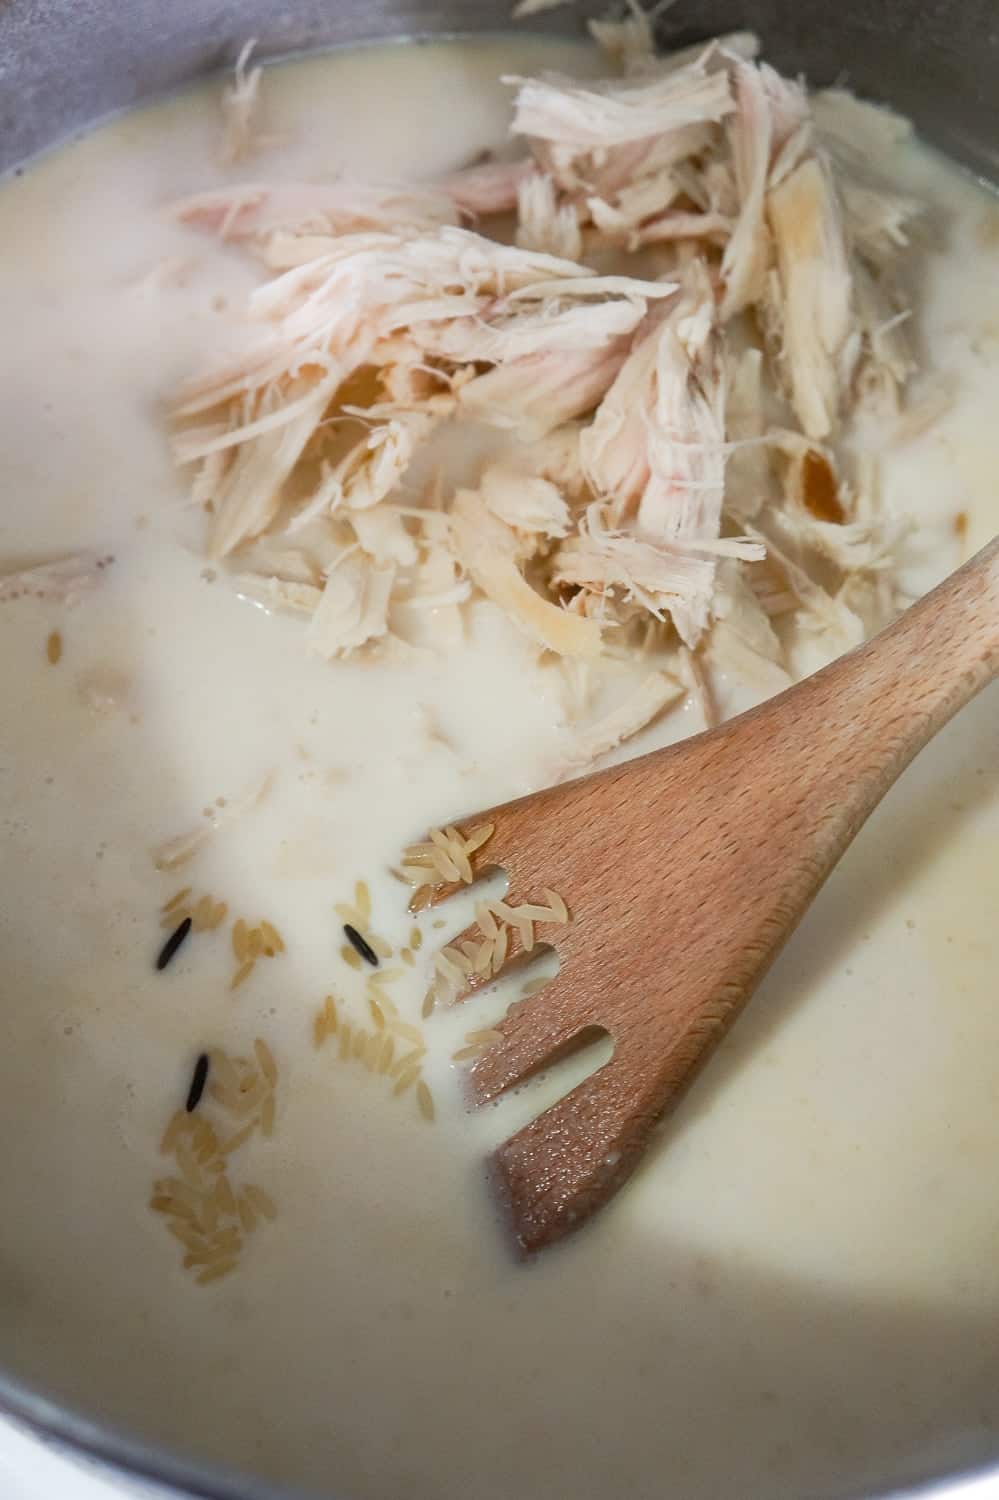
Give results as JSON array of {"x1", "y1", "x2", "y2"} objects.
[{"x1": 421, "y1": 535, "x2": 999, "y2": 1255}]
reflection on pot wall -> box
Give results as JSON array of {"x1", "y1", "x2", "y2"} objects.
[{"x1": 1, "y1": 0, "x2": 998, "y2": 174}]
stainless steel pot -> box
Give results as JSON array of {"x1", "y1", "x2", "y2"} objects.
[{"x1": 0, "y1": 2, "x2": 997, "y2": 1496}]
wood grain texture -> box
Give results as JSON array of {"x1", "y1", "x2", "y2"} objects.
[{"x1": 428, "y1": 536, "x2": 999, "y2": 1254}]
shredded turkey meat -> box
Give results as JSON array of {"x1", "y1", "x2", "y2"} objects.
[{"x1": 169, "y1": 21, "x2": 936, "y2": 769}]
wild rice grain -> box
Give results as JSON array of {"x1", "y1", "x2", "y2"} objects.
[
  {"x1": 157, "y1": 916, "x2": 192, "y2": 972},
  {"x1": 343, "y1": 924, "x2": 379, "y2": 967},
  {"x1": 185, "y1": 1053, "x2": 210, "y2": 1113}
]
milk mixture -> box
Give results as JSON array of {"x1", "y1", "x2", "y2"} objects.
[{"x1": 0, "y1": 33, "x2": 997, "y2": 1500}]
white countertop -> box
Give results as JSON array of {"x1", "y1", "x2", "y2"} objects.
[
  {"x1": 3, "y1": 1409, "x2": 999, "y2": 1500},
  {"x1": 0, "y1": 1416, "x2": 152, "y2": 1499}
]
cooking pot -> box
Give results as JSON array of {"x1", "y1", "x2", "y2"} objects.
[{"x1": 0, "y1": 1, "x2": 997, "y2": 1496}]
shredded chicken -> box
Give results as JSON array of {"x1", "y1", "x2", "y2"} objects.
[
  {"x1": 173, "y1": 180, "x2": 458, "y2": 247},
  {"x1": 0, "y1": 553, "x2": 113, "y2": 603},
  {"x1": 168, "y1": 20, "x2": 935, "y2": 772},
  {"x1": 766, "y1": 157, "x2": 855, "y2": 439},
  {"x1": 512, "y1": 0, "x2": 571, "y2": 15},
  {"x1": 557, "y1": 670, "x2": 684, "y2": 773},
  {"x1": 220, "y1": 41, "x2": 266, "y2": 166},
  {"x1": 152, "y1": 772, "x2": 273, "y2": 870}
]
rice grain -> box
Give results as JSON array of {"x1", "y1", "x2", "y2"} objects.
[
  {"x1": 229, "y1": 958, "x2": 255, "y2": 991},
  {"x1": 244, "y1": 1184, "x2": 276, "y2": 1221},
  {"x1": 191, "y1": 894, "x2": 216, "y2": 932},
  {"x1": 219, "y1": 1120, "x2": 256, "y2": 1156},
  {"x1": 416, "y1": 1081, "x2": 435, "y2": 1122},
  {"x1": 160, "y1": 1110, "x2": 187, "y2": 1155},
  {"x1": 196, "y1": 1258, "x2": 238, "y2": 1286},
  {"x1": 254, "y1": 1037, "x2": 278, "y2": 1085},
  {"x1": 543, "y1": 888, "x2": 569, "y2": 923},
  {"x1": 259, "y1": 920, "x2": 284, "y2": 954},
  {"x1": 393, "y1": 1065, "x2": 420, "y2": 1097}
]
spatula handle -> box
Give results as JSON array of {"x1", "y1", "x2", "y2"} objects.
[
  {"x1": 756, "y1": 532, "x2": 999, "y2": 840},
  {"x1": 489, "y1": 536, "x2": 999, "y2": 1254}
]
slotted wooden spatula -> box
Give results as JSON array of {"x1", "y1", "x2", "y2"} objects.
[{"x1": 421, "y1": 536, "x2": 999, "y2": 1255}]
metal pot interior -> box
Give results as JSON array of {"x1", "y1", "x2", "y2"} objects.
[{"x1": 0, "y1": 3, "x2": 997, "y2": 1499}]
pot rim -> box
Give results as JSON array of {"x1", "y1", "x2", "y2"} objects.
[{"x1": 1, "y1": 18, "x2": 997, "y2": 1500}]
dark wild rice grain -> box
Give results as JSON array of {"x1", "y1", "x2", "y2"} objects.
[
  {"x1": 186, "y1": 1053, "x2": 210, "y2": 1113},
  {"x1": 157, "y1": 916, "x2": 192, "y2": 971},
  {"x1": 343, "y1": 923, "x2": 378, "y2": 967}
]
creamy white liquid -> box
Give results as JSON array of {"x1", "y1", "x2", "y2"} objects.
[{"x1": 0, "y1": 36, "x2": 998, "y2": 1500}]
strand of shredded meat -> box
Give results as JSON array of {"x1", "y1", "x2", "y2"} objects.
[{"x1": 169, "y1": 22, "x2": 928, "y2": 765}]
